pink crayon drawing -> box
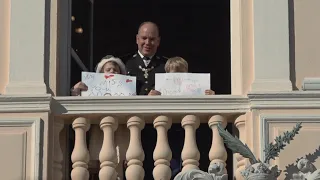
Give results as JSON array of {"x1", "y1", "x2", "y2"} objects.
[{"x1": 104, "y1": 74, "x2": 114, "y2": 79}]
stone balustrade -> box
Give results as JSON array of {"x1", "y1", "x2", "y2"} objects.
[
  {"x1": 51, "y1": 95, "x2": 249, "y2": 180},
  {"x1": 1, "y1": 92, "x2": 320, "y2": 180}
]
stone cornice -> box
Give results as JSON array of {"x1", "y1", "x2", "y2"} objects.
[
  {"x1": 1, "y1": 91, "x2": 320, "y2": 114},
  {"x1": 52, "y1": 95, "x2": 250, "y2": 115},
  {"x1": 248, "y1": 91, "x2": 320, "y2": 109},
  {"x1": 0, "y1": 94, "x2": 52, "y2": 113}
]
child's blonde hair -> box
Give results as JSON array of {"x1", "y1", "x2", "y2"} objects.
[{"x1": 165, "y1": 56, "x2": 188, "y2": 73}]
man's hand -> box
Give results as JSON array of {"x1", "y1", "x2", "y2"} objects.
[
  {"x1": 148, "y1": 90, "x2": 161, "y2": 96},
  {"x1": 71, "y1": 81, "x2": 88, "y2": 96},
  {"x1": 205, "y1": 89, "x2": 215, "y2": 95}
]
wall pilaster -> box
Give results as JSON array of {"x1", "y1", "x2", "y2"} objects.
[
  {"x1": 250, "y1": 0, "x2": 292, "y2": 92},
  {"x1": 5, "y1": 0, "x2": 49, "y2": 94}
]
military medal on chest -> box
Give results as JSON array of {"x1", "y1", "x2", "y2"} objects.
[{"x1": 139, "y1": 65, "x2": 154, "y2": 79}]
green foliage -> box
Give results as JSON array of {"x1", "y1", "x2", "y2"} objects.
[
  {"x1": 217, "y1": 122, "x2": 302, "y2": 165},
  {"x1": 217, "y1": 123, "x2": 258, "y2": 164},
  {"x1": 263, "y1": 122, "x2": 302, "y2": 163}
]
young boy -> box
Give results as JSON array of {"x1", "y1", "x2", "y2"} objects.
[{"x1": 149, "y1": 56, "x2": 215, "y2": 95}]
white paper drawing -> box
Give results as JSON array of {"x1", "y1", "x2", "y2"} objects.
[
  {"x1": 81, "y1": 72, "x2": 136, "y2": 96},
  {"x1": 155, "y1": 73, "x2": 210, "y2": 95}
]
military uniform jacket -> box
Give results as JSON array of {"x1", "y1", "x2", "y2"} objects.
[{"x1": 126, "y1": 54, "x2": 167, "y2": 95}]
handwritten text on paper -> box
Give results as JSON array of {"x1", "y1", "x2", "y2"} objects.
[
  {"x1": 155, "y1": 73, "x2": 210, "y2": 95},
  {"x1": 81, "y1": 72, "x2": 136, "y2": 96}
]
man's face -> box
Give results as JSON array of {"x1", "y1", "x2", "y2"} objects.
[{"x1": 136, "y1": 24, "x2": 160, "y2": 57}]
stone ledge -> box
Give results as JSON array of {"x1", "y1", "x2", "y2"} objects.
[
  {"x1": 53, "y1": 95, "x2": 250, "y2": 115},
  {"x1": 0, "y1": 94, "x2": 51, "y2": 113},
  {"x1": 302, "y1": 77, "x2": 320, "y2": 91},
  {"x1": 248, "y1": 91, "x2": 320, "y2": 109},
  {"x1": 2, "y1": 91, "x2": 320, "y2": 114}
]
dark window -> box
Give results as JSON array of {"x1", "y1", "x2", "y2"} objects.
[{"x1": 70, "y1": 0, "x2": 232, "y2": 179}]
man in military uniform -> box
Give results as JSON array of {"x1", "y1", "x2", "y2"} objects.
[{"x1": 124, "y1": 22, "x2": 167, "y2": 95}]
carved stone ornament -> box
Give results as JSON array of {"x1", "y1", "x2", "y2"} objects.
[
  {"x1": 291, "y1": 158, "x2": 320, "y2": 180},
  {"x1": 173, "y1": 162, "x2": 228, "y2": 180},
  {"x1": 241, "y1": 162, "x2": 281, "y2": 180}
]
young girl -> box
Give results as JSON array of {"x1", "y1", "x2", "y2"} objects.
[
  {"x1": 71, "y1": 55, "x2": 127, "y2": 96},
  {"x1": 149, "y1": 56, "x2": 215, "y2": 95},
  {"x1": 70, "y1": 55, "x2": 128, "y2": 179}
]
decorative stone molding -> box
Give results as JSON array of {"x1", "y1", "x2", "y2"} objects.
[
  {"x1": 173, "y1": 162, "x2": 228, "y2": 180},
  {"x1": 242, "y1": 163, "x2": 281, "y2": 180},
  {"x1": 259, "y1": 114, "x2": 320, "y2": 162},
  {"x1": 248, "y1": 91, "x2": 320, "y2": 109},
  {"x1": 3, "y1": 92, "x2": 320, "y2": 114},
  {"x1": 250, "y1": 79, "x2": 292, "y2": 92},
  {"x1": 0, "y1": 91, "x2": 320, "y2": 115},
  {"x1": 53, "y1": 96, "x2": 249, "y2": 115},
  {"x1": 0, "y1": 118, "x2": 42, "y2": 179},
  {"x1": 0, "y1": 94, "x2": 51, "y2": 113},
  {"x1": 241, "y1": 163, "x2": 281, "y2": 180},
  {"x1": 291, "y1": 158, "x2": 320, "y2": 180},
  {"x1": 302, "y1": 78, "x2": 320, "y2": 91}
]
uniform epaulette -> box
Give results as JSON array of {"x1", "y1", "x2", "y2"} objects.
[{"x1": 155, "y1": 56, "x2": 169, "y2": 60}]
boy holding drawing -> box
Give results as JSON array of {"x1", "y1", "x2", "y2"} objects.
[{"x1": 149, "y1": 56, "x2": 215, "y2": 95}]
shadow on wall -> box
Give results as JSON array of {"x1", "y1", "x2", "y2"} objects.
[
  {"x1": 288, "y1": 0, "x2": 298, "y2": 90},
  {"x1": 284, "y1": 145, "x2": 320, "y2": 180}
]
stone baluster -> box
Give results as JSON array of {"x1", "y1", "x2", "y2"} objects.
[
  {"x1": 88, "y1": 124, "x2": 102, "y2": 176},
  {"x1": 181, "y1": 115, "x2": 200, "y2": 172},
  {"x1": 153, "y1": 116, "x2": 172, "y2": 180},
  {"x1": 99, "y1": 116, "x2": 119, "y2": 180},
  {"x1": 234, "y1": 115, "x2": 246, "y2": 180},
  {"x1": 53, "y1": 120, "x2": 64, "y2": 180},
  {"x1": 71, "y1": 117, "x2": 90, "y2": 180},
  {"x1": 125, "y1": 116, "x2": 145, "y2": 180},
  {"x1": 208, "y1": 115, "x2": 228, "y2": 174}
]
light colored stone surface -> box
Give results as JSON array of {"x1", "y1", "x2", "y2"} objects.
[
  {"x1": 174, "y1": 163, "x2": 228, "y2": 180},
  {"x1": 0, "y1": 0, "x2": 9, "y2": 94},
  {"x1": 293, "y1": 0, "x2": 320, "y2": 90},
  {"x1": 0, "y1": 118, "x2": 42, "y2": 179},
  {"x1": 1, "y1": 0, "x2": 320, "y2": 179},
  {"x1": 250, "y1": 0, "x2": 292, "y2": 92},
  {"x1": 5, "y1": 0, "x2": 48, "y2": 94}
]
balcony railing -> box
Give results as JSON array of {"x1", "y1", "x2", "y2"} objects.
[
  {"x1": 1, "y1": 92, "x2": 320, "y2": 179},
  {"x1": 51, "y1": 95, "x2": 249, "y2": 180}
]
